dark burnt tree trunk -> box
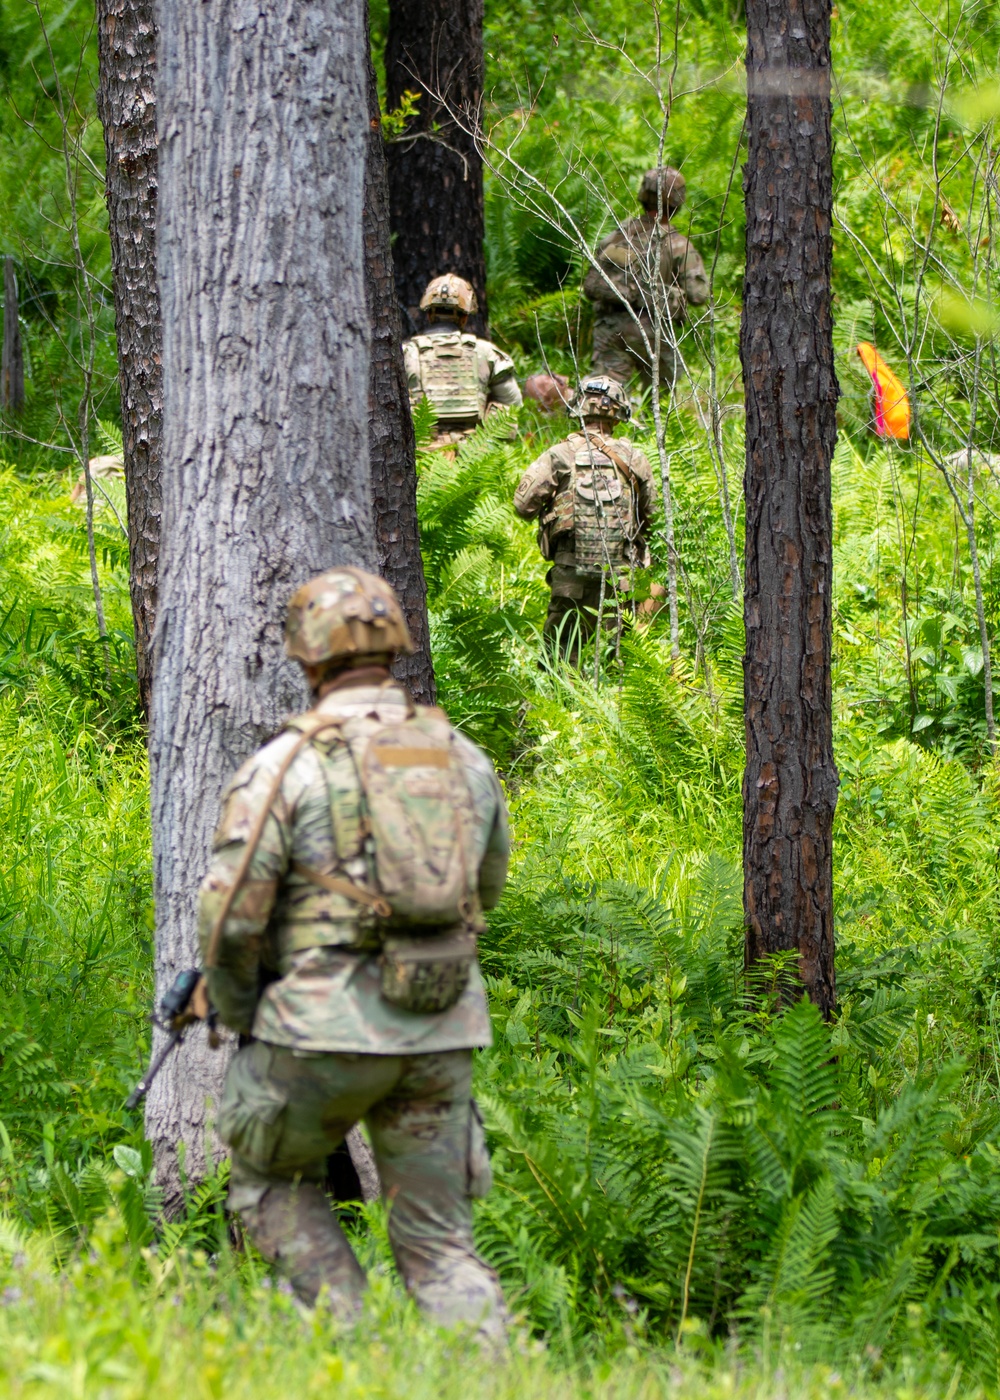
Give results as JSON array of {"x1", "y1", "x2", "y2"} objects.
[
  {"x1": 96, "y1": 0, "x2": 162, "y2": 721},
  {"x1": 2, "y1": 258, "x2": 25, "y2": 412},
  {"x1": 741, "y1": 0, "x2": 840, "y2": 1017},
  {"x1": 365, "y1": 40, "x2": 435, "y2": 704},
  {"x1": 385, "y1": 0, "x2": 488, "y2": 337}
]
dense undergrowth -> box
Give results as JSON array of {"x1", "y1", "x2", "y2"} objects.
[
  {"x1": 3, "y1": 409, "x2": 1000, "y2": 1393},
  {"x1": 5, "y1": 0, "x2": 1000, "y2": 1394}
]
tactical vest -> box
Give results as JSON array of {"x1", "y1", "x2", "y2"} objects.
[
  {"x1": 546, "y1": 438, "x2": 639, "y2": 577},
  {"x1": 287, "y1": 706, "x2": 483, "y2": 1014},
  {"x1": 413, "y1": 332, "x2": 485, "y2": 423}
]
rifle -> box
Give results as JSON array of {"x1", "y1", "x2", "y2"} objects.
[{"x1": 125, "y1": 969, "x2": 218, "y2": 1110}]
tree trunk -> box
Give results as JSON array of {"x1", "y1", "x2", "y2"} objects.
[
  {"x1": 385, "y1": 0, "x2": 488, "y2": 336},
  {"x1": 364, "y1": 40, "x2": 435, "y2": 705},
  {"x1": 741, "y1": 0, "x2": 840, "y2": 1017},
  {"x1": 150, "y1": 0, "x2": 373, "y2": 1208},
  {"x1": 96, "y1": 0, "x2": 162, "y2": 722},
  {"x1": 2, "y1": 257, "x2": 25, "y2": 412}
]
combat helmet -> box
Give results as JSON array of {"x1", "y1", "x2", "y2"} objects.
[
  {"x1": 420, "y1": 274, "x2": 478, "y2": 320},
  {"x1": 567, "y1": 375, "x2": 631, "y2": 425},
  {"x1": 285, "y1": 567, "x2": 414, "y2": 667},
  {"x1": 637, "y1": 166, "x2": 686, "y2": 215}
]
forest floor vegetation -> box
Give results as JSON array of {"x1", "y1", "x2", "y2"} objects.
[{"x1": 2, "y1": 407, "x2": 1000, "y2": 1393}]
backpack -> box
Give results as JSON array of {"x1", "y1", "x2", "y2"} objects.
[
  {"x1": 414, "y1": 332, "x2": 484, "y2": 422},
  {"x1": 342, "y1": 706, "x2": 482, "y2": 929},
  {"x1": 547, "y1": 436, "x2": 641, "y2": 577},
  {"x1": 206, "y1": 702, "x2": 485, "y2": 1015}
]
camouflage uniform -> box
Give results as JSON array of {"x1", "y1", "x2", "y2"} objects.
[
  {"x1": 514, "y1": 428, "x2": 656, "y2": 658},
  {"x1": 583, "y1": 169, "x2": 708, "y2": 389},
  {"x1": 403, "y1": 327, "x2": 522, "y2": 446},
  {"x1": 404, "y1": 273, "x2": 522, "y2": 448},
  {"x1": 198, "y1": 672, "x2": 509, "y2": 1332}
]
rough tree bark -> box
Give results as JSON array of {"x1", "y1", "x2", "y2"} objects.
[
  {"x1": 149, "y1": 0, "x2": 373, "y2": 1207},
  {"x1": 96, "y1": 0, "x2": 162, "y2": 721},
  {"x1": 365, "y1": 41, "x2": 435, "y2": 705},
  {"x1": 2, "y1": 257, "x2": 25, "y2": 412},
  {"x1": 385, "y1": 0, "x2": 488, "y2": 336},
  {"x1": 741, "y1": 0, "x2": 840, "y2": 1016}
]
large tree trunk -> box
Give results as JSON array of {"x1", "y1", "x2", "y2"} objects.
[
  {"x1": 385, "y1": 0, "x2": 488, "y2": 336},
  {"x1": 365, "y1": 42, "x2": 435, "y2": 705},
  {"x1": 96, "y1": 0, "x2": 161, "y2": 721},
  {"x1": 741, "y1": 0, "x2": 840, "y2": 1017},
  {"x1": 149, "y1": 0, "x2": 373, "y2": 1207}
]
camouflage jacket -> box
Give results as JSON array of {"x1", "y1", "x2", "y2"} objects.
[
  {"x1": 583, "y1": 215, "x2": 708, "y2": 320},
  {"x1": 403, "y1": 327, "x2": 522, "y2": 425},
  {"x1": 197, "y1": 681, "x2": 509, "y2": 1053},
  {"x1": 514, "y1": 431, "x2": 657, "y2": 569}
]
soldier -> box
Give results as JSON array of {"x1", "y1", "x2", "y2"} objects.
[
  {"x1": 513, "y1": 376, "x2": 656, "y2": 659},
  {"x1": 583, "y1": 167, "x2": 708, "y2": 391},
  {"x1": 198, "y1": 568, "x2": 509, "y2": 1335},
  {"x1": 403, "y1": 275, "x2": 522, "y2": 447}
]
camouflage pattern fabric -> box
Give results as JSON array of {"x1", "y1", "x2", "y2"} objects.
[
  {"x1": 514, "y1": 430, "x2": 655, "y2": 570},
  {"x1": 197, "y1": 681, "x2": 509, "y2": 1052},
  {"x1": 591, "y1": 307, "x2": 684, "y2": 390},
  {"x1": 402, "y1": 327, "x2": 522, "y2": 439},
  {"x1": 583, "y1": 214, "x2": 708, "y2": 388},
  {"x1": 583, "y1": 215, "x2": 708, "y2": 319},
  {"x1": 221, "y1": 1040, "x2": 504, "y2": 1333},
  {"x1": 515, "y1": 433, "x2": 656, "y2": 661},
  {"x1": 542, "y1": 567, "x2": 619, "y2": 662}
]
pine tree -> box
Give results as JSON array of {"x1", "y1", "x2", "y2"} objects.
[
  {"x1": 96, "y1": 0, "x2": 161, "y2": 720},
  {"x1": 741, "y1": 0, "x2": 840, "y2": 1015},
  {"x1": 385, "y1": 0, "x2": 488, "y2": 335}
]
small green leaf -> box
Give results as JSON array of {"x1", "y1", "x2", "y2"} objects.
[{"x1": 113, "y1": 1144, "x2": 144, "y2": 1179}]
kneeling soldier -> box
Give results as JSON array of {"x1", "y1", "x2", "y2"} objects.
[
  {"x1": 199, "y1": 568, "x2": 509, "y2": 1335},
  {"x1": 514, "y1": 376, "x2": 656, "y2": 660}
]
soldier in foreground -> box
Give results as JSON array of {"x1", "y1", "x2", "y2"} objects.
[
  {"x1": 198, "y1": 568, "x2": 509, "y2": 1334},
  {"x1": 514, "y1": 376, "x2": 656, "y2": 659},
  {"x1": 403, "y1": 274, "x2": 522, "y2": 448},
  {"x1": 583, "y1": 167, "x2": 708, "y2": 391}
]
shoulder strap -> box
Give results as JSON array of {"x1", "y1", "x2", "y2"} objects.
[
  {"x1": 204, "y1": 712, "x2": 342, "y2": 969},
  {"x1": 591, "y1": 433, "x2": 640, "y2": 491},
  {"x1": 292, "y1": 861, "x2": 391, "y2": 918}
]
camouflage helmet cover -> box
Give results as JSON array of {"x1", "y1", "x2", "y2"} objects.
[
  {"x1": 637, "y1": 166, "x2": 686, "y2": 214},
  {"x1": 285, "y1": 568, "x2": 414, "y2": 666},
  {"x1": 567, "y1": 375, "x2": 631, "y2": 424},
  {"x1": 420, "y1": 274, "x2": 478, "y2": 317}
]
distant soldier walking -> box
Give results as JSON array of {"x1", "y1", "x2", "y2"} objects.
[
  {"x1": 514, "y1": 376, "x2": 656, "y2": 659},
  {"x1": 583, "y1": 167, "x2": 708, "y2": 390},
  {"x1": 403, "y1": 275, "x2": 522, "y2": 448},
  {"x1": 199, "y1": 568, "x2": 509, "y2": 1334}
]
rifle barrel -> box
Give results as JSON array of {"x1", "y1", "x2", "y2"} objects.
[{"x1": 125, "y1": 1029, "x2": 183, "y2": 1110}]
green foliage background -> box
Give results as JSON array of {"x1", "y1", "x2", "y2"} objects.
[{"x1": 3, "y1": 0, "x2": 1000, "y2": 1395}]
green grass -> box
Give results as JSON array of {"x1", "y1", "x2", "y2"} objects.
[{"x1": 0, "y1": 1209, "x2": 987, "y2": 1399}]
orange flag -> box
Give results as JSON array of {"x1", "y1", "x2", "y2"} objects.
[{"x1": 857, "y1": 343, "x2": 910, "y2": 440}]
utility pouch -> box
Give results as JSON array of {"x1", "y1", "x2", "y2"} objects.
[{"x1": 378, "y1": 929, "x2": 477, "y2": 1015}]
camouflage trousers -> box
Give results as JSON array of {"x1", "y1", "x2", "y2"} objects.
[
  {"x1": 544, "y1": 563, "x2": 626, "y2": 664},
  {"x1": 591, "y1": 307, "x2": 682, "y2": 389},
  {"x1": 219, "y1": 1041, "x2": 504, "y2": 1336}
]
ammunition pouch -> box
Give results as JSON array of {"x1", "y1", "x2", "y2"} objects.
[{"x1": 378, "y1": 928, "x2": 477, "y2": 1015}]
